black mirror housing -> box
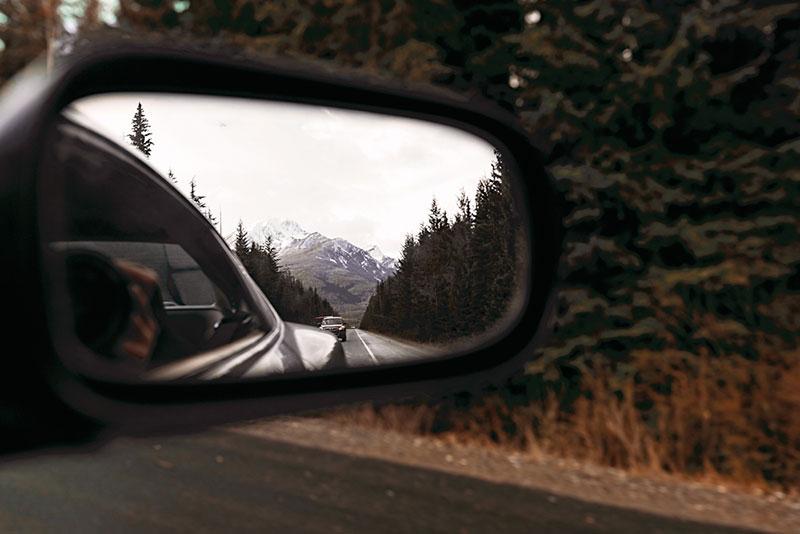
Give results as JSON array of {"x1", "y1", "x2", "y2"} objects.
[{"x1": 0, "y1": 44, "x2": 563, "y2": 448}]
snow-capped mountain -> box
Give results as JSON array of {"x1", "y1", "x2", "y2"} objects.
[
  {"x1": 248, "y1": 219, "x2": 397, "y2": 319},
  {"x1": 249, "y1": 219, "x2": 308, "y2": 251},
  {"x1": 248, "y1": 219, "x2": 397, "y2": 280},
  {"x1": 280, "y1": 235, "x2": 397, "y2": 282}
]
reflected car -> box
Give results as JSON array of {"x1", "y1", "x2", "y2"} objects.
[{"x1": 319, "y1": 316, "x2": 347, "y2": 342}]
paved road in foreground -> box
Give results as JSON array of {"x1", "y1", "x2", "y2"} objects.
[
  {"x1": 341, "y1": 328, "x2": 440, "y2": 367},
  {"x1": 0, "y1": 428, "x2": 744, "y2": 533}
]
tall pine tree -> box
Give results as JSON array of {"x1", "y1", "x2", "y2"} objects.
[
  {"x1": 234, "y1": 221, "x2": 250, "y2": 261},
  {"x1": 127, "y1": 102, "x2": 153, "y2": 157}
]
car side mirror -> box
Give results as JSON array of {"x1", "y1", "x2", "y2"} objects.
[{"x1": 0, "y1": 45, "x2": 562, "y2": 442}]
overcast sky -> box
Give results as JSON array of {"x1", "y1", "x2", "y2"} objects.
[{"x1": 70, "y1": 94, "x2": 497, "y2": 257}]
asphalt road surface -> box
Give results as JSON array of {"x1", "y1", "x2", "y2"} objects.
[
  {"x1": 0, "y1": 428, "x2": 747, "y2": 533},
  {"x1": 342, "y1": 328, "x2": 440, "y2": 367}
]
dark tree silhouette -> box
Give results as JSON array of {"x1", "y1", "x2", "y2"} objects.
[
  {"x1": 234, "y1": 221, "x2": 250, "y2": 258},
  {"x1": 189, "y1": 178, "x2": 218, "y2": 228},
  {"x1": 189, "y1": 179, "x2": 205, "y2": 211},
  {"x1": 127, "y1": 102, "x2": 153, "y2": 157},
  {"x1": 361, "y1": 151, "x2": 520, "y2": 342}
]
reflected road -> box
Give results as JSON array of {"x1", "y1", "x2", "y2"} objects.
[{"x1": 341, "y1": 328, "x2": 440, "y2": 367}]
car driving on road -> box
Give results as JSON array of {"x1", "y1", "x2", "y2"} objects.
[{"x1": 320, "y1": 316, "x2": 347, "y2": 342}]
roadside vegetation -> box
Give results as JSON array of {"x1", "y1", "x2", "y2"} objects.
[
  {"x1": 331, "y1": 349, "x2": 800, "y2": 491},
  {"x1": 3, "y1": 0, "x2": 798, "y2": 491},
  {"x1": 360, "y1": 150, "x2": 522, "y2": 342}
]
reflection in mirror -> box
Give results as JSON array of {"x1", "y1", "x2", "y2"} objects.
[{"x1": 40, "y1": 94, "x2": 527, "y2": 383}]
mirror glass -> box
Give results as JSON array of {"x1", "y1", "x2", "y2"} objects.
[{"x1": 39, "y1": 93, "x2": 528, "y2": 383}]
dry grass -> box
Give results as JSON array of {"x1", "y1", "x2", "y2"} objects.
[{"x1": 327, "y1": 350, "x2": 800, "y2": 492}]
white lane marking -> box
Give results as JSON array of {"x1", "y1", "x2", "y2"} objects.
[{"x1": 355, "y1": 329, "x2": 379, "y2": 365}]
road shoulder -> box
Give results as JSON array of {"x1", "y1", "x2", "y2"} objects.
[{"x1": 230, "y1": 416, "x2": 800, "y2": 533}]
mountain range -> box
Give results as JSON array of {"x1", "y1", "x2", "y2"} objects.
[{"x1": 248, "y1": 219, "x2": 397, "y2": 322}]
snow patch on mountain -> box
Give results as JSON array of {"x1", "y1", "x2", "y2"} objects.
[
  {"x1": 367, "y1": 245, "x2": 387, "y2": 262},
  {"x1": 367, "y1": 245, "x2": 399, "y2": 272},
  {"x1": 249, "y1": 219, "x2": 308, "y2": 251}
]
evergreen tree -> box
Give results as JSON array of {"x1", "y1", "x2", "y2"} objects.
[
  {"x1": 167, "y1": 168, "x2": 177, "y2": 184},
  {"x1": 259, "y1": 236, "x2": 281, "y2": 295},
  {"x1": 263, "y1": 235, "x2": 280, "y2": 273},
  {"x1": 233, "y1": 221, "x2": 250, "y2": 262},
  {"x1": 189, "y1": 179, "x2": 204, "y2": 208},
  {"x1": 205, "y1": 207, "x2": 218, "y2": 229},
  {"x1": 127, "y1": 102, "x2": 153, "y2": 157},
  {"x1": 189, "y1": 178, "x2": 217, "y2": 227},
  {"x1": 455, "y1": 189, "x2": 472, "y2": 225},
  {"x1": 395, "y1": 234, "x2": 420, "y2": 336},
  {"x1": 427, "y1": 198, "x2": 447, "y2": 233},
  {"x1": 451, "y1": 189, "x2": 475, "y2": 335}
]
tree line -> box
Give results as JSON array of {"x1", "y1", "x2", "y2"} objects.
[
  {"x1": 233, "y1": 222, "x2": 336, "y2": 325},
  {"x1": 361, "y1": 150, "x2": 521, "y2": 342}
]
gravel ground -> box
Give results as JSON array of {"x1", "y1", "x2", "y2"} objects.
[{"x1": 231, "y1": 416, "x2": 800, "y2": 533}]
